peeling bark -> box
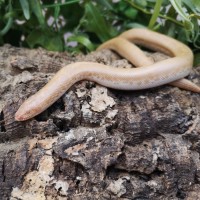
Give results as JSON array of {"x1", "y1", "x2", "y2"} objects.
[{"x1": 0, "y1": 44, "x2": 200, "y2": 200}]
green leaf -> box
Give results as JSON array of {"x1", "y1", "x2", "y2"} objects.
[
  {"x1": 81, "y1": 2, "x2": 117, "y2": 42},
  {"x1": 189, "y1": 18, "x2": 200, "y2": 48},
  {"x1": 46, "y1": 36, "x2": 63, "y2": 51},
  {"x1": 0, "y1": 0, "x2": 13, "y2": 36},
  {"x1": 169, "y1": 0, "x2": 189, "y2": 21},
  {"x1": 192, "y1": 0, "x2": 200, "y2": 12},
  {"x1": 19, "y1": 0, "x2": 30, "y2": 20},
  {"x1": 59, "y1": 3, "x2": 83, "y2": 30},
  {"x1": 124, "y1": 7, "x2": 138, "y2": 20},
  {"x1": 194, "y1": 53, "x2": 200, "y2": 66},
  {"x1": 68, "y1": 35, "x2": 95, "y2": 51},
  {"x1": 95, "y1": 0, "x2": 114, "y2": 10},
  {"x1": 148, "y1": 0, "x2": 163, "y2": 29},
  {"x1": 125, "y1": 22, "x2": 146, "y2": 29},
  {"x1": 183, "y1": 0, "x2": 200, "y2": 13},
  {"x1": 54, "y1": 5, "x2": 60, "y2": 21},
  {"x1": 28, "y1": 0, "x2": 45, "y2": 26},
  {"x1": 169, "y1": 0, "x2": 194, "y2": 31},
  {"x1": 135, "y1": 0, "x2": 147, "y2": 7},
  {"x1": 0, "y1": 16, "x2": 13, "y2": 36},
  {"x1": 26, "y1": 30, "x2": 63, "y2": 51}
]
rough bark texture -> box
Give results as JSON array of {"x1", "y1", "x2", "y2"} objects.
[{"x1": 0, "y1": 44, "x2": 200, "y2": 200}]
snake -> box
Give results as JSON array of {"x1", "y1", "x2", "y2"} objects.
[{"x1": 15, "y1": 28, "x2": 200, "y2": 121}]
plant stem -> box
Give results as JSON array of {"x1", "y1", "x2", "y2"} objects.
[
  {"x1": 124, "y1": 0, "x2": 184, "y2": 27},
  {"x1": 42, "y1": 0, "x2": 80, "y2": 8}
]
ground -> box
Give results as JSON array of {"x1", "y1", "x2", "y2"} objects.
[{"x1": 0, "y1": 44, "x2": 200, "y2": 199}]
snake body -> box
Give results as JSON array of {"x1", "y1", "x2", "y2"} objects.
[
  {"x1": 15, "y1": 28, "x2": 200, "y2": 121},
  {"x1": 98, "y1": 30, "x2": 200, "y2": 92}
]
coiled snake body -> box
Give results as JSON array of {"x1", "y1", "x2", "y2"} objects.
[{"x1": 15, "y1": 28, "x2": 200, "y2": 121}]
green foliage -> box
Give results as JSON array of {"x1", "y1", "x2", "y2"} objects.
[
  {"x1": 80, "y1": 2, "x2": 117, "y2": 42},
  {"x1": 0, "y1": 0, "x2": 200, "y2": 62}
]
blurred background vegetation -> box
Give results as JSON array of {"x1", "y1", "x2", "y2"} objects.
[{"x1": 0, "y1": 0, "x2": 200, "y2": 64}]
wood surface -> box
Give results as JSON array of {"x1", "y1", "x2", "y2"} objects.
[{"x1": 0, "y1": 44, "x2": 200, "y2": 199}]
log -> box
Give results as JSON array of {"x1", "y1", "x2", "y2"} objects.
[{"x1": 0, "y1": 44, "x2": 200, "y2": 200}]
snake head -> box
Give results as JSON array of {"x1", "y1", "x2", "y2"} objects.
[
  {"x1": 15, "y1": 97, "x2": 42, "y2": 121},
  {"x1": 15, "y1": 106, "x2": 33, "y2": 121}
]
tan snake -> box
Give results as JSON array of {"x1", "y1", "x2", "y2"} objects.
[{"x1": 15, "y1": 28, "x2": 200, "y2": 121}]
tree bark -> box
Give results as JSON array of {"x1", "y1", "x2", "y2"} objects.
[{"x1": 0, "y1": 44, "x2": 200, "y2": 200}]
